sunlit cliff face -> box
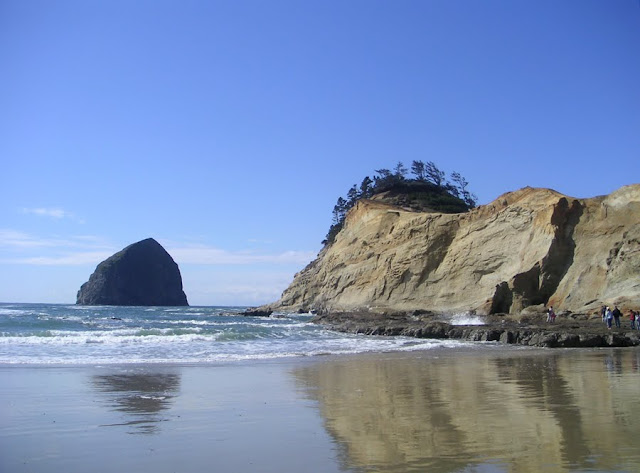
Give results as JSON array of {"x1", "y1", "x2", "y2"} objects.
[
  {"x1": 292, "y1": 349, "x2": 640, "y2": 473},
  {"x1": 274, "y1": 185, "x2": 640, "y2": 315}
]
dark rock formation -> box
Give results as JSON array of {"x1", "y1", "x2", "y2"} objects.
[
  {"x1": 241, "y1": 308, "x2": 273, "y2": 317},
  {"x1": 312, "y1": 312, "x2": 640, "y2": 348},
  {"x1": 76, "y1": 238, "x2": 188, "y2": 306}
]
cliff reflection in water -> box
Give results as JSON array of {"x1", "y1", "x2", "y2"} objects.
[
  {"x1": 91, "y1": 369, "x2": 180, "y2": 434},
  {"x1": 292, "y1": 349, "x2": 640, "y2": 473}
]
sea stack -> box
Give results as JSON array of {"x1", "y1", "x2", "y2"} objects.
[{"x1": 76, "y1": 238, "x2": 189, "y2": 306}]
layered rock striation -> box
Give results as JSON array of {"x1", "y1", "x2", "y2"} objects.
[
  {"x1": 268, "y1": 185, "x2": 640, "y2": 315},
  {"x1": 77, "y1": 238, "x2": 189, "y2": 306}
]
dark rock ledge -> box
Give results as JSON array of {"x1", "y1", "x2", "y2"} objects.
[
  {"x1": 241, "y1": 308, "x2": 273, "y2": 317},
  {"x1": 312, "y1": 312, "x2": 640, "y2": 348}
]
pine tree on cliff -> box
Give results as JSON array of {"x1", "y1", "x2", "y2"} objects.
[{"x1": 322, "y1": 161, "x2": 477, "y2": 246}]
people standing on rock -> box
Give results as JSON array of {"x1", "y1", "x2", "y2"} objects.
[
  {"x1": 630, "y1": 310, "x2": 637, "y2": 330},
  {"x1": 547, "y1": 306, "x2": 556, "y2": 323},
  {"x1": 612, "y1": 306, "x2": 622, "y2": 329},
  {"x1": 605, "y1": 307, "x2": 613, "y2": 329},
  {"x1": 600, "y1": 305, "x2": 607, "y2": 323}
]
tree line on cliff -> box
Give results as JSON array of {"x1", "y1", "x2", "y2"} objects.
[{"x1": 323, "y1": 161, "x2": 478, "y2": 246}]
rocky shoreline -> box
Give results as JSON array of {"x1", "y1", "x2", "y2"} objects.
[{"x1": 311, "y1": 312, "x2": 640, "y2": 348}]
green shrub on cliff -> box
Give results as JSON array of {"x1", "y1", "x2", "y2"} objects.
[{"x1": 322, "y1": 161, "x2": 476, "y2": 246}]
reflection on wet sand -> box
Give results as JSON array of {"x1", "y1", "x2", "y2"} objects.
[
  {"x1": 292, "y1": 349, "x2": 640, "y2": 473},
  {"x1": 91, "y1": 369, "x2": 181, "y2": 434}
]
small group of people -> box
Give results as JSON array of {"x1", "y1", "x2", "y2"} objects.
[
  {"x1": 546, "y1": 306, "x2": 556, "y2": 323},
  {"x1": 600, "y1": 305, "x2": 638, "y2": 330}
]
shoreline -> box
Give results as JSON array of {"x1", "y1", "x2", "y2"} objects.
[{"x1": 312, "y1": 311, "x2": 640, "y2": 348}]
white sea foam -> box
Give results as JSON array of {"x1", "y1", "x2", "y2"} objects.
[
  {"x1": 0, "y1": 303, "x2": 484, "y2": 365},
  {"x1": 0, "y1": 308, "x2": 28, "y2": 316},
  {"x1": 448, "y1": 313, "x2": 486, "y2": 325}
]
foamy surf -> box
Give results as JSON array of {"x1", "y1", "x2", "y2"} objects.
[{"x1": 0, "y1": 303, "x2": 482, "y2": 365}]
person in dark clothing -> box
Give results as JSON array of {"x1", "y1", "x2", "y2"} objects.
[{"x1": 612, "y1": 306, "x2": 622, "y2": 328}]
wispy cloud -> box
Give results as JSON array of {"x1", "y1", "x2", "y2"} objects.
[
  {"x1": 182, "y1": 271, "x2": 295, "y2": 306},
  {"x1": 0, "y1": 230, "x2": 56, "y2": 248},
  {"x1": 7, "y1": 251, "x2": 114, "y2": 266},
  {"x1": 0, "y1": 230, "x2": 112, "y2": 250},
  {"x1": 21, "y1": 207, "x2": 84, "y2": 223},
  {"x1": 0, "y1": 231, "x2": 316, "y2": 268},
  {"x1": 167, "y1": 244, "x2": 316, "y2": 266},
  {"x1": 0, "y1": 229, "x2": 116, "y2": 266}
]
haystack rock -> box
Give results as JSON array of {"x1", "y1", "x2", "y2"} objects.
[
  {"x1": 267, "y1": 185, "x2": 640, "y2": 315},
  {"x1": 76, "y1": 238, "x2": 189, "y2": 306}
]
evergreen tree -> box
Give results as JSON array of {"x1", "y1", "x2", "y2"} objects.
[
  {"x1": 323, "y1": 161, "x2": 477, "y2": 246},
  {"x1": 394, "y1": 161, "x2": 408, "y2": 179},
  {"x1": 359, "y1": 176, "x2": 373, "y2": 198},
  {"x1": 411, "y1": 160, "x2": 426, "y2": 181},
  {"x1": 332, "y1": 197, "x2": 348, "y2": 224},
  {"x1": 374, "y1": 168, "x2": 392, "y2": 178},
  {"x1": 347, "y1": 185, "x2": 359, "y2": 206},
  {"x1": 450, "y1": 171, "x2": 477, "y2": 208},
  {"x1": 425, "y1": 161, "x2": 446, "y2": 186}
]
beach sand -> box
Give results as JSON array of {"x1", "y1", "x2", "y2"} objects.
[
  {"x1": 0, "y1": 360, "x2": 342, "y2": 473},
  {"x1": 2, "y1": 347, "x2": 640, "y2": 473}
]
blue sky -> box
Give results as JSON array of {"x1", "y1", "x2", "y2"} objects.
[{"x1": 1, "y1": 0, "x2": 639, "y2": 306}]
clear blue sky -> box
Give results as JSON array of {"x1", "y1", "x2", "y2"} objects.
[{"x1": 1, "y1": 0, "x2": 639, "y2": 305}]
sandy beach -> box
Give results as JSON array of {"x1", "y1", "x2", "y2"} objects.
[
  {"x1": 0, "y1": 360, "x2": 342, "y2": 473},
  {"x1": 2, "y1": 347, "x2": 640, "y2": 473}
]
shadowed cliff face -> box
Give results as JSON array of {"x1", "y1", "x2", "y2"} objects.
[{"x1": 272, "y1": 185, "x2": 640, "y2": 315}]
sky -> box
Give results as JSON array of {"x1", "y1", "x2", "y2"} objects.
[{"x1": 1, "y1": 0, "x2": 639, "y2": 306}]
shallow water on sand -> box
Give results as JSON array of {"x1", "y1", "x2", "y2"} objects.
[
  {"x1": 293, "y1": 348, "x2": 640, "y2": 473},
  {"x1": 1, "y1": 347, "x2": 639, "y2": 473}
]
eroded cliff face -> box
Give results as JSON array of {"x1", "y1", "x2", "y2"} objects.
[{"x1": 271, "y1": 185, "x2": 640, "y2": 315}]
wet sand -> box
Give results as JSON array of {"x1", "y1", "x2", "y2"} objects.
[{"x1": 2, "y1": 346, "x2": 640, "y2": 473}]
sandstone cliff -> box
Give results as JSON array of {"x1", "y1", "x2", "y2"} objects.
[
  {"x1": 269, "y1": 185, "x2": 640, "y2": 315},
  {"x1": 77, "y1": 238, "x2": 189, "y2": 306}
]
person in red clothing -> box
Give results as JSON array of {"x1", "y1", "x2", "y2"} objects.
[
  {"x1": 630, "y1": 310, "x2": 637, "y2": 330},
  {"x1": 547, "y1": 306, "x2": 556, "y2": 323}
]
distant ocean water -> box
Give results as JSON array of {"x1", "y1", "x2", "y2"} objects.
[{"x1": 0, "y1": 303, "x2": 480, "y2": 365}]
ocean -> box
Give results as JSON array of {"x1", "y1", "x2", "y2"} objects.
[{"x1": 0, "y1": 303, "x2": 479, "y2": 365}]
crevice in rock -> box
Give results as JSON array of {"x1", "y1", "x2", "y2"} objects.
[
  {"x1": 489, "y1": 199, "x2": 584, "y2": 314},
  {"x1": 490, "y1": 281, "x2": 513, "y2": 314},
  {"x1": 511, "y1": 264, "x2": 542, "y2": 312},
  {"x1": 538, "y1": 198, "x2": 584, "y2": 303}
]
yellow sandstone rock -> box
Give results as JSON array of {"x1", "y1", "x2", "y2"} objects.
[{"x1": 271, "y1": 185, "x2": 640, "y2": 315}]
